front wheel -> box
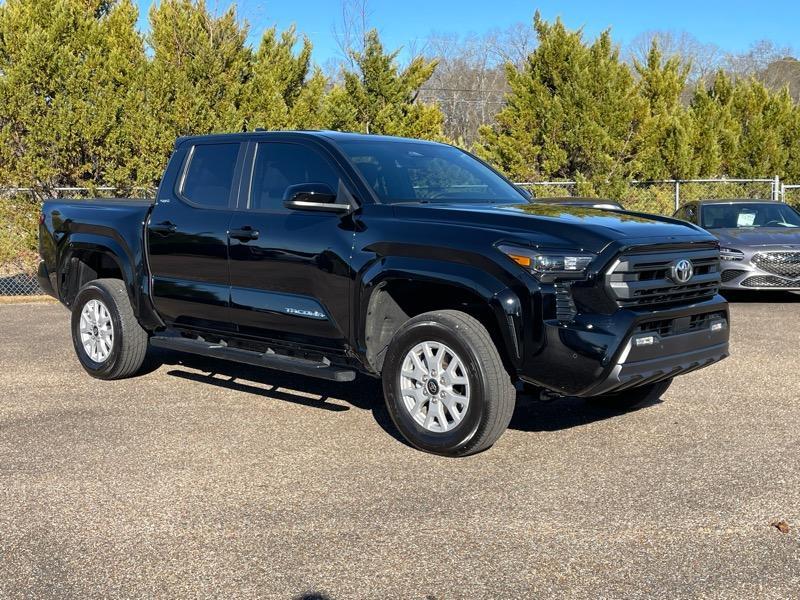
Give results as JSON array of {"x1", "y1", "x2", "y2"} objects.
[
  {"x1": 381, "y1": 310, "x2": 516, "y2": 457},
  {"x1": 71, "y1": 279, "x2": 149, "y2": 380},
  {"x1": 588, "y1": 378, "x2": 673, "y2": 411}
]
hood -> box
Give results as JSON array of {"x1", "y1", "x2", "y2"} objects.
[
  {"x1": 710, "y1": 227, "x2": 800, "y2": 249},
  {"x1": 391, "y1": 202, "x2": 712, "y2": 253}
]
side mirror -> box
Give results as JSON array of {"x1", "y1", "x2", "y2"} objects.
[
  {"x1": 516, "y1": 186, "x2": 533, "y2": 200},
  {"x1": 283, "y1": 183, "x2": 350, "y2": 213}
]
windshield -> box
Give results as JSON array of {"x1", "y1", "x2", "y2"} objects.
[
  {"x1": 700, "y1": 203, "x2": 800, "y2": 229},
  {"x1": 337, "y1": 139, "x2": 526, "y2": 204}
]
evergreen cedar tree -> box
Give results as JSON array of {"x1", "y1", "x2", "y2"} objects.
[{"x1": 1, "y1": 0, "x2": 800, "y2": 204}]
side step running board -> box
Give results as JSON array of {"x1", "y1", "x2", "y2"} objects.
[{"x1": 150, "y1": 336, "x2": 356, "y2": 382}]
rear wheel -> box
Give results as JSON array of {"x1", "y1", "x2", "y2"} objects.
[
  {"x1": 71, "y1": 279, "x2": 149, "y2": 380},
  {"x1": 588, "y1": 378, "x2": 673, "y2": 411},
  {"x1": 382, "y1": 310, "x2": 516, "y2": 457}
]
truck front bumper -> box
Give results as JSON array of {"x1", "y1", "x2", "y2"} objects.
[
  {"x1": 579, "y1": 320, "x2": 729, "y2": 397},
  {"x1": 520, "y1": 296, "x2": 730, "y2": 397}
]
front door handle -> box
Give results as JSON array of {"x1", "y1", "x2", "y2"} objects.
[
  {"x1": 150, "y1": 220, "x2": 177, "y2": 235},
  {"x1": 230, "y1": 226, "x2": 260, "y2": 242}
]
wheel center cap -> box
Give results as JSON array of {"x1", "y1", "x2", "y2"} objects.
[
  {"x1": 426, "y1": 379, "x2": 440, "y2": 395},
  {"x1": 92, "y1": 326, "x2": 99, "y2": 336}
]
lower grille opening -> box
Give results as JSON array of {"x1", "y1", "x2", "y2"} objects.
[
  {"x1": 721, "y1": 269, "x2": 747, "y2": 283},
  {"x1": 635, "y1": 311, "x2": 726, "y2": 338},
  {"x1": 741, "y1": 275, "x2": 800, "y2": 288}
]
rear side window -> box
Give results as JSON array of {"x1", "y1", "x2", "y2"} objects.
[
  {"x1": 249, "y1": 142, "x2": 341, "y2": 210},
  {"x1": 181, "y1": 143, "x2": 240, "y2": 208}
]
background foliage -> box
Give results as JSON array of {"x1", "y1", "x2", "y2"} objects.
[{"x1": 2, "y1": 0, "x2": 800, "y2": 266}]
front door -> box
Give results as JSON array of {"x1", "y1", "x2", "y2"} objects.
[
  {"x1": 227, "y1": 140, "x2": 354, "y2": 348},
  {"x1": 147, "y1": 141, "x2": 244, "y2": 332}
]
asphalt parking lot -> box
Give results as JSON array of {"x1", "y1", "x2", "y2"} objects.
[{"x1": 1, "y1": 296, "x2": 799, "y2": 599}]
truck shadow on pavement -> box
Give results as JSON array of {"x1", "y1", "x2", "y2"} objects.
[
  {"x1": 148, "y1": 347, "x2": 405, "y2": 443},
  {"x1": 148, "y1": 348, "x2": 659, "y2": 446},
  {"x1": 509, "y1": 392, "x2": 661, "y2": 432}
]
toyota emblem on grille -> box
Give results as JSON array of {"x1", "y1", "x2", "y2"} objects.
[{"x1": 670, "y1": 259, "x2": 694, "y2": 284}]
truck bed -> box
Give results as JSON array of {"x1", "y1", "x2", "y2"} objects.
[{"x1": 39, "y1": 197, "x2": 156, "y2": 307}]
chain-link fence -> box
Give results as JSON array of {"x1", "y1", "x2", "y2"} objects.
[
  {"x1": 516, "y1": 177, "x2": 789, "y2": 215},
  {"x1": 0, "y1": 256, "x2": 43, "y2": 296},
  {"x1": 782, "y1": 185, "x2": 800, "y2": 207},
  {"x1": 0, "y1": 186, "x2": 156, "y2": 200}
]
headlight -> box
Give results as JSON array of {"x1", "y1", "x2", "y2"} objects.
[
  {"x1": 720, "y1": 247, "x2": 744, "y2": 261},
  {"x1": 498, "y1": 244, "x2": 595, "y2": 279}
]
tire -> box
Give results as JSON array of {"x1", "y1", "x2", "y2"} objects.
[
  {"x1": 70, "y1": 278, "x2": 149, "y2": 380},
  {"x1": 381, "y1": 310, "x2": 516, "y2": 457},
  {"x1": 588, "y1": 377, "x2": 673, "y2": 411}
]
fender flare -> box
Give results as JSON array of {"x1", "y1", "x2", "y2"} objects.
[
  {"x1": 56, "y1": 232, "x2": 162, "y2": 328},
  {"x1": 356, "y1": 256, "x2": 525, "y2": 373}
]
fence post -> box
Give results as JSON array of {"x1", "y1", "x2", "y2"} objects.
[
  {"x1": 773, "y1": 176, "x2": 781, "y2": 202},
  {"x1": 674, "y1": 181, "x2": 680, "y2": 211}
]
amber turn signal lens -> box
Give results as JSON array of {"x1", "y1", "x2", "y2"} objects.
[{"x1": 506, "y1": 253, "x2": 532, "y2": 268}]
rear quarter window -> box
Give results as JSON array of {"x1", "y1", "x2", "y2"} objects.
[{"x1": 180, "y1": 143, "x2": 240, "y2": 208}]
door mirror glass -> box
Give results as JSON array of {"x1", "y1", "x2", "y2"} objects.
[{"x1": 283, "y1": 183, "x2": 349, "y2": 213}]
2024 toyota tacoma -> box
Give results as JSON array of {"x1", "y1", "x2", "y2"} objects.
[{"x1": 39, "y1": 131, "x2": 730, "y2": 456}]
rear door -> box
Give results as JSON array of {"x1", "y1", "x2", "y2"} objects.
[
  {"x1": 147, "y1": 140, "x2": 245, "y2": 332},
  {"x1": 226, "y1": 139, "x2": 354, "y2": 348}
]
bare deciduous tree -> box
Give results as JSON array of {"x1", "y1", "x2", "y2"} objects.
[
  {"x1": 627, "y1": 30, "x2": 723, "y2": 83},
  {"x1": 332, "y1": 0, "x2": 372, "y2": 69},
  {"x1": 724, "y1": 39, "x2": 793, "y2": 77},
  {"x1": 418, "y1": 23, "x2": 537, "y2": 145},
  {"x1": 417, "y1": 33, "x2": 506, "y2": 145}
]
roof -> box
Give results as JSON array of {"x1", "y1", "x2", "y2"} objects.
[
  {"x1": 175, "y1": 130, "x2": 446, "y2": 147},
  {"x1": 316, "y1": 131, "x2": 444, "y2": 145}
]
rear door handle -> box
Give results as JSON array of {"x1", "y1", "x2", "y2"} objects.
[
  {"x1": 229, "y1": 226, "x2": 259, "y2": 242},
  {"x1": 150, "y1": 221, "x2": 177, "y2": 235}
]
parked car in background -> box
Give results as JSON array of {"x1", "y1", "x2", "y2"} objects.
[
  {"x1": 674, "y1": 199, "x2": 800, "y2": 290},
  {"x1": 531, "y1": 196, "x2": 624, "y2": 211}
]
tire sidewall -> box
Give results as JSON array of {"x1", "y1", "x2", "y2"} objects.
[
  {"x1": 71, "y1": 283, "x2": 125, "y2": 378},
  {"x1": 382, "y1": 318, "x2": 491, "y2": 456}
]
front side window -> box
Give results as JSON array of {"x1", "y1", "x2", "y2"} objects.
[
  {"x1": 181, "y1": 143, "x2": 240, "y2": 208},
  {"x1": 249, "y1": 142, "x2": 341, "y2": 210},
  {"x1": 700, "y1": 203, "x2": 800, "y2": 229},
  {"x1": 337, "y1": 140, "x2": 526, "y2": 205}
]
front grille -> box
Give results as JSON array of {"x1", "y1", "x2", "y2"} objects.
[
  {"x1": 606, "y1": 247, "x2": 721, "y2": 308},
  {"x1": 752, "y1": 251, "x2": 800, "y2": 278},
  {"x1": 741, "y1": 275, "x2": 800, "y2": 288},
  {"x1": 721, "y1": 269, "x2": 747, "y2": 283}
]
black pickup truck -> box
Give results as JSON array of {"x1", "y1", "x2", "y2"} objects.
[{"x1": 39, "y1": 131, "x2": 730, "y2": 456}]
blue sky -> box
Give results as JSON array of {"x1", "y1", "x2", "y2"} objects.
[{"x1": 135, "y1": 0, "x2": 799, "y2": 62}]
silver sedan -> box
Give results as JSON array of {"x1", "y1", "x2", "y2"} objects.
[{"x1": 673, "y1": 200, "x2": 800, "y2": 290}]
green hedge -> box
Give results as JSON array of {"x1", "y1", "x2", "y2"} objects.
[{"x1": 0, "y1": 196, "x2": 40, "y2": 271}]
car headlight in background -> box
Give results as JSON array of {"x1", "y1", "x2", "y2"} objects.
[
  {"x1": 720, "y1": 247, "x2": 745, "y2": 261},
  {"x1": 498, "y1": 244, "x2": 595, "y2": 278}
]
